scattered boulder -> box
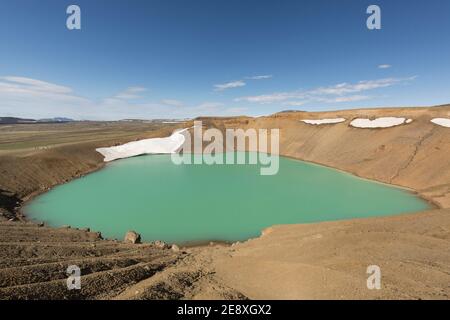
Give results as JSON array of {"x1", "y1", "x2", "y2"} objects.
[
  {"x1": 171, "y1": 244, "x2": 180, "y2": 252},
  {"x1": 94, "y1": 232, "x2": 103, "y2": 240},
  {"x1": 37, "y1": 222, "x2": 44, "y2": 227},
  {"x1": 153, "y1": 240, "x2": 168, "y2": 249},
  {"x1": 61, "y1": 225, "x2": 71, "y2": 229},
  {"x1": 261, "y1": 227, "x2": 274, "y2": 237},
  {"x1": 124, "y1": 231, "x2": 141, "y2": 244},
  {"x1": 80, "y1": 227, "x2": 90, "y2": 232}
]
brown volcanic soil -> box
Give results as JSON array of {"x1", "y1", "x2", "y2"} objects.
[{"x1": 0, "y1": 105, "x2": 449, "y2": 299}]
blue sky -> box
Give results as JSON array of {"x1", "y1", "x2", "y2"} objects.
[{"x1": 1, "y1": 0, "x2": 450, "y2": 120}]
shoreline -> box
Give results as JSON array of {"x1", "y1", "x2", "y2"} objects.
[
  {"x1": 15, "y1": 149, "x2": 441, "y2": 247},
  {"x1": 17, "y1": 161, "x2": 107, "y2": 222},
  {"x1": 280, "y1": 153, "x2": 442, "y2": 210}
]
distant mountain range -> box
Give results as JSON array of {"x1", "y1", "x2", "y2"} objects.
[
  {"x1": 0, "y1": 117, "x2": 191, "y2": 124},
  {"x1": 37, "y1": 117, "x2": 75, "y2": 123},
  {"x1": 0, "y1": 117, "x2": 75, "y2": 124}
]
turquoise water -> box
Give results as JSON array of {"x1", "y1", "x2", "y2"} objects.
[{"x1": 25, "y1": 153, "x2": 430, "y2": 244}]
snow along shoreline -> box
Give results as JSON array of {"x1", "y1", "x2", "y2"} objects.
[
  {"x1": 350, "y1": 117, "x2": 412, "y2": 128},
  {"x1": 300, "y1": 118, "x2": 346, "y2": 125},
  {"x1": 431, "y1": 118, "x2": 450, "y2": 128},
  {"x1": 96, "y1": 128, "x2": 188, "y2": 162}
]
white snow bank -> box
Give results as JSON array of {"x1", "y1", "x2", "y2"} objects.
[
  {"x1": 431, "y1": 118, "x2": 450, "y2": 128},
  {"x1": 301, "y1": 118, "x2": 346, "y2": 125},
  {"x1": 96, "y1": 128, "x2": 188, "y2": 162},
  {"x1": 350, "y1": 117, "x2": 411, "y2": 128}
]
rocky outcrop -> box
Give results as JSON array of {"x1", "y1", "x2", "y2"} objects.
[
  {"x1": 124, "y1": 231, "x2": 141, "y2": 244},
  {"x1": 153, "y1": 240, "x2": 168, "y2": 249},
  {"x1": 0, "y1": 189, "x2": 22, "y2": 220}
]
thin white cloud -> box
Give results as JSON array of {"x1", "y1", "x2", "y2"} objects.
[
  {"x1": 195, "y1": 102, "x2": 224, "y2": 110},
  {"x1": 114, "y1": 86, "x2": 147, "y2": 100},
  {"x1": 161, "y1": 99, "x2": 184, "y2": 107},
  {"x1": 317, "y1": 95, "x2": 370, "y2": 103},
  {"x1": 214, "y1": 80, "x2": 246, "y2": 91},
  {"x1": 167, "y1": 102, "x2": 226, "y2": 118},
  {"x1": 378, "y1": 64, "x2": 392, "y2": 69},
  {"x1": 236, "y1": 92, "x2": 301, "y2": 104},
  {"x1": 0, "y1": 76, "x2": 241, "y2": 120},
  {"x1": 1, "y1": 76, "x2": 73, "y2": 94},
  {"x1": 0, "y1": 76, "x2": 243, "y2": 120},
  {"x1": 0, "y1": 76, "x2": 87, "y2": 103},
  {"x1": 0, "y1": 76, "x2": 160, "y2": 120},
  {"x1": 310, "y1": 77, "x2": 415, "y2": 96},
  {"x1": 282, "y1": 100, "x2": 308, "y2": 107},
  {"x1": 331, "y1": 95, "x2": 370, "y2": 103},
  {"x1": 0, "y1": 74, "x2": 418, "y2": 120},
  {"x1": 236, "y1": 77, "x2": 416, "y2": 104},
  {"x1": 224, "y1": 107, "x2": 248, "y2": 115},
  {"x1": 246, "y1": 75, "x2": 273, "y2": 80},
  {"x1": 213, "y1": 74, "x2": 271, "y2": 92}
]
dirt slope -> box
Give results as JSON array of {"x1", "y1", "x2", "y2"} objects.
[
  {"x1": 0, "y1": 220, "x2": 245, "y2": 300},
  {"x1": 211, "y1": 209, "x2": 450, "y2": 299}
]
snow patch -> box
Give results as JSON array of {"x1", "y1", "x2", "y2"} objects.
[
  {"x1": 96, "y1": 129, "x2": 188, "y2": 162},
  {"x1": 431, "y1": 118, "x2": 450, "y2": 128},
  {"x1": 350, "y1": 117, "x2": 410, "y2": 128},
  {"x1": 301, "y1": 118, "x2": 346, "y2": 125}
]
